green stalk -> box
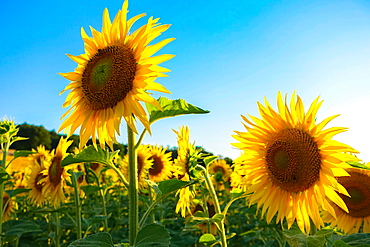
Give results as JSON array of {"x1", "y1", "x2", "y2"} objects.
[
  {"x1": 53, "y1": 212, "x2": 61, "y2": 247},
  {"x1": 71, "y1": 173, "x2": 82, "y2": 239},
  {"x1": 202, "y1": 194, "x2": 211, "y2": 234},
  {"x1": 0, "y1": 142, "x2": 9, "y2": 247},
  {"x1": 127, "y1": 124, "x2": 138, "y2": 245},
  {"x1": 200, "y1": 166, "x2": 228, "y2": 247},
  {"x1": 89, "y1": 169, "x2": 108, "y2": 231}
]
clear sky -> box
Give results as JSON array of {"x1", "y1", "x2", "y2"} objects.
[{"x1": 1, "y1": 0, "x2": 370, "y2": 161}]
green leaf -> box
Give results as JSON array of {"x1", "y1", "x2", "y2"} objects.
[
  {"x1": 12, "y1": 150, "x2": 35, "y2": 159},
  {"x1": 0, "y1": 167, "x2": 11, "y2": 185},
  {"x1": 61, "y1": 145, "x2": 118, "y2": 167},
  {"x1": 199, "y1": 234, "x2": 217, "y2": 244},
  {"x1": 157, "y1": 179, "x2": 196, "y2": 196},
  {"x1": 68, "y1": 232, "x2": 114, "y2": 247},
  {"x1": 134, "y1": 223, "x2": 170, "y2": 247},
  {"x1": 335, "y1": 233, "x2": 370, "y2": 246},
  {"x1": 146, "y1": 97, "x2": 210, "y2": 123},
  {"x1": 3, "y1": 220, "x2": 42, "y2": 237},
  {"x1": 347, "y1": 161, "x2": 370, "y2": 171},
  {"x1": 81, "y1": 185, "x2": 103, "y2": 197},
  {"x1": 211, "y1": 213, "x2": 224, "y2": 223},
  {"x1": 333, "y1": 240, "x2": 351, "y2": 247},
  {"x1": 283, "y1": 225, "x2": 328, "y2": 247},
  {"x1": 204, "y1": 156, "x2": 218, "y2": 168},
  {"x1": 5, "y1": 188, "x2": 31, "y2": 197},
  {"x1": 146, "y1": 179, "x2": 162, "y2": 197}
]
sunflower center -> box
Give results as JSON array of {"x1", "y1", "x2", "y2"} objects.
[
  {"x1": 49, "y1": 156, "x2": 64, "y2": 186},
  {"x1": 82, "y1": 45, "x2": 136, "y2": 110},
  {"x1": 265, "y1": 128, "x2": 322, "y2": 193},
  {"x1": 337, "y1": 172, "x2": 370, "y2": 218},
  {"x1": 149, "y1": 155, "x2": 164, "y2": 176}
]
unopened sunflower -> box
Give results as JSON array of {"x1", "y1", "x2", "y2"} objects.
[
  {"x1": 59, "y1": 0, "x2": 175, "y2": 149},
  {"x1": 322, "y1": 167, "x2": 370, "y2": 234},
  {"x1": 40, "y1": 137, "x2": 73, "y2": 208},
  {"x1": 232, "y1": 92, "x2": 359, "y2": 234},
  {"x1": 173, "y1": 126, "x2": 199, "y2": 217},
  {"x1": 148, "y1": 145, "x2": 174, "y2": 182}
]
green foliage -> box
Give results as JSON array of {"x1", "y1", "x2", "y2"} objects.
[
  {"x1": 283, "y1": 226, "x2": 334, "y2": 247},
  {"x1": 134, "y1": 224, "x2": 170, "y2": 247},
  {"x1": 2, "y1": 220, "x2": 42, "y2": 243},
  {"x1": 146, "y1": 97, "x2": 209, "y2": 124},
  {"x1": 61, "y1": 145, "x2": 118, "y2": 167},
  {"x1": 199, "y1": 234, "x2": 217, "y2": 246},
  {"x1": 68, "y1": 232, "x2": 114, "y2": 247}
]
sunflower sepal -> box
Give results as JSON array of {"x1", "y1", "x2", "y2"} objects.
[
  {"x1": 145, "y1": 97, "x2": 210, "y2": 124},
  {"x1": 346, "y1": 161, "x2": 370, "y2": 171}
]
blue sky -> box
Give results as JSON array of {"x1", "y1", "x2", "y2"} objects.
[{"x1": 1, "y1": 0, "x2": 370, "y2": 161}]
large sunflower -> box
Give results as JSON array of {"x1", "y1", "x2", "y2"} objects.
[
  {"x1": 232, "y1": 92, "x2": 359, "y2": 234},
  {"x1": 59, "y1": 0, "x2": 175, "y2": 149},
  {"x1": 40, "y1": 137, "x2": 73, "y2": 208},
  {"x1": 148, "y1": 145, "x2": 174, "y2": 182},
  {"x1": 322, "y1": 167, "x2": 370, "y2": 234}
]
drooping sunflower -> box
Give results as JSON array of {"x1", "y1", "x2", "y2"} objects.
[
  {"x1": 26, "y1": 145, "x2": 53, "y2": 206},
  {"x1": 120, "y1": 144, "x2": 153, "y2": 189},
  {"x1": 59, "y1": 0, "x2": 175, "y2": 149},
  {"x1": 40, "y1": 137, "x2": 73, "y2": 208},
  {"x1": 322, "y1": 167, "x2": 370, "y2": 234},
  {"x1": 232, "y1": 91, "x2": 359, "y2": 234},
  {"x1": 148, "y1": 145, "x2": 174, "y2": 182},
  {"x1": 173, "y1": 126, "x2": 199, "y2": 217},
  {"x1": 27, "y1": 159, "x2": 48, "y2": 207}
]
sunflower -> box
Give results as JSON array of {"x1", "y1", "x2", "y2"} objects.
[
  {"x1": 322, "y1": 167, "x2": 370, "y2": 234},
  {"x1": 209, "y1": 159, "x2": 231, "y2": 191},
  {"x1": 173, "y1": 126, "x2": 198, "y2": 217},
  {"x1": 40, "y1": 137, "x2": 73, "y2": 208},
  {"x1": 148, "y1": 145, "x2": 174, "y2": 182},
  {"x1": 231, "y1": 91, "x2": 359, "y2": 234},
  {"x1": 120, "y1": 145, "x2": 153, "y2": 189},
  {"x1": 27, "y1": 158, "x2": 48, "y2": 207},
  {"x1": 6, "y1": 156, "x2": 31, "y2": 190},
  {"x1": 59, "y1": 0, "x2": 175, "y2": 149}
]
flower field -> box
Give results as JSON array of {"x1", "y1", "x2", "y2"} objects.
[{"x1": 1, "y1": 1, "x2": 370, "y2": 247}]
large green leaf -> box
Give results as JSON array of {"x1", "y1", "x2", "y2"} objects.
[
  {"x1": 13, "y1": 150, "x2": 36, "y2": 159},
  {"x1": 283, "y1": 226, "x2": 331, "y2": 247},
  {"x1": 331, "y1": 233, "x2": 370, "y2": 246},
  {"x1": 3, "y1": 220, "x2": 42, "y2": 237},
  {"x1": 61, "y1": 145, "x2": 118, "y2": 167},
  {"x1": 134, "y1": 223, "x2": 170, "y2": 247},
  {"x1": 157, "y1": 179, "x2": 196, "y2": 196},
  {"x1": 68, "y1": 232, "x2": 114, "y2": 247},
  {"x1": 146, "y1": 97, "x2": 209, "y2": 123}
]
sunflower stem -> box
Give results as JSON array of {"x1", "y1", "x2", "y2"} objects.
[
  {"x1": 107, "y1": 161, "x2": 130, "y2": 189},
  {"x1": 0, "y1": 141, "x2": 9, "y2": 247},
  {"x1": 200, "y1": 165, "x2": 228, "y2": 247},
  {"x1": 127, "y1": 124, "x2": 138, "y2": 245},
  {"x1": 89, "y1": 168, "x2": 108, "y2": 231},
  {"x1": 53, "y1": 212, "x2": 61, "y2": 247},
  {"x1": 71, "y1": 172, "x2": 82, "y2": 240}
]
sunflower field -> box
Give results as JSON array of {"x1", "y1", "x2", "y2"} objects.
[{"x1": 1, "y1": 0, "x2": 370, "y2": 247}]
